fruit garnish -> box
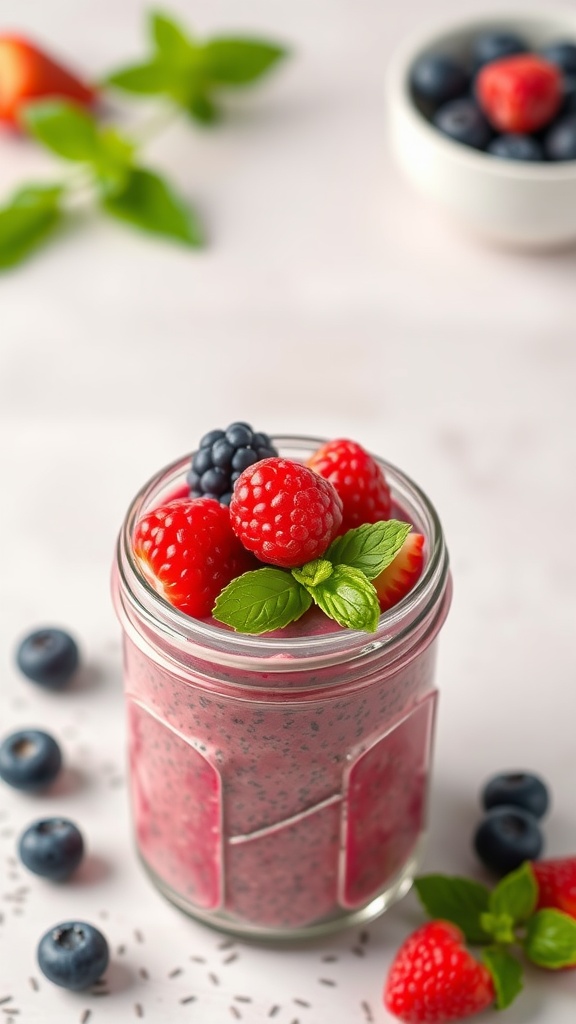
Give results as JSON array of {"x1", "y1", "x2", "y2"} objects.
[
  {"x1": 533, "y1": 857, "x2": 576, "y2": 919},
  {"x1": 133, "y1": 497, "x2": 253, "y2": 618},
  {"x1": 0, "y1": 36, "x2": 95, "y2": 127},
  {"x1": 37, "y1": 921, "x2": 109, "y2": 991},
  {"x1": 433, "y1": 98, "x2": 493, "y2": 150},
  {"x1": 373, "y1": 532, "x2": 424, "y2": 611},
  {"x1": 482, "y1": 771, "x2": 550, "y2": 820},
  {"x1": 187, "y1": 422, "x2": 278, "y2": 506},
  {"x1": 473, "y1": 806, "x2": 544, "y2": 875},
  {"x1": 307, "y1": 439, "x2": 391, "y2": 532},
  {"x1": 0, "y1": 728, "x2": 62, "y2": 792},
  {"x1": 19, "y1": 818, "x2": 84, "y2": 881},
  {"x1": 15, "y1": 627, "x2": 79, "y2": 689},
  {"x1": 476, "y1": 54, "x2": 562, "y2": 134}
]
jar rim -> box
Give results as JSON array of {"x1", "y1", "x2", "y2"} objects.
[{"x1": 115, "y1": 436, "x2": 450, "y2": 672}]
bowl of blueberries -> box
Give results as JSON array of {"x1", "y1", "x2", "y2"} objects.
[{"x1": 386, "y1": 10, "x2": 576, "y2": 247}]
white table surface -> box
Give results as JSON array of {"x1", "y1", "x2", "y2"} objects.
[{"x1": 1, "y1": 0, "x2": 575, "y2": 1021}]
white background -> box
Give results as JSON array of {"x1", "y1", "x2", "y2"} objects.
[{"x1": 0, "y1": 0, "x2": 575, "y2": 1021}]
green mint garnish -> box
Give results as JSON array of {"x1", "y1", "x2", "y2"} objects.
[
  {"x1": 0, "y1": 184, "x2": 64, "y2": 270},
  {"x1": 213, "y1": 568, "x2": 311, "y2": 634},
  {"x1": 414, "y1": 875, "x2": 491, "y2": 945},
  {"x1": 291, "y1": 559, "x2": 333, "y2": 588},
  {"x1": 479, "y1": 911, "x2": 516, "y2": 946},
  {"x1": 327, "y1": 520, "x2": 411, "y2": 580},
  {"x1": 524, "y1": 909, "x2": 576, "y2": 969},
  {"x1": 481, "y1": 947, "x2": 524, "y2": 1010},
  {"x1": 307, "y1": 565, "x2": 380, "y2": 632},
  {"x1": 489, "y1": 862, "x2": 538, "y2": 925}
]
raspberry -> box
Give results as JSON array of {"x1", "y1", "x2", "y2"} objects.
[
  {"x1": 229, "y1": 458, "x2": 343, "y2": 568},
  {"x1": 187, "y1": 422, "x2": 278, "y2": 506},
  {"x1": 307, "y1": 439, "x2": 392, "y2": 532},
  {"x1": 133, "y1": 498, "x2": 253, "y2": 618},
  {"x1": 476, "y1": 54, "x2": 562, "y2": 134}
]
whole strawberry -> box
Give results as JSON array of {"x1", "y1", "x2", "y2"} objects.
[
  {"x1": 0, "y1": 36, "x2": 95, "y2": 128},
  {"x1": 532, "y1": 857, "x2": 576, "y2": 920},
  {"x1": 229, "y1": 457, "x2": 343, "y2": 568},
  {"x1": 384, "y1": 921, "x2": 495, "y2": 1023},
  {"x1": 307, "y1": 439, "x2": 391, "y2": 532},
  {"x1": 133, "y1": 497, "x2": 253, "y2": 618},
  {"x1": 476, "y1": 54, "x2": 562, "y2": 134}
]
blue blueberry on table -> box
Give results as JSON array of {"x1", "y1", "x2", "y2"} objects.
[
  {"x1": 433, "y1": 98, "x2": 492, "y2": 150},
  {"x1": 545, "y1": 113, "x2": 576, "y2": 159},
  {"x1": 482, "y1": 771, "x2": 550, "y2": 818},
  {"x1": 0, "y1": 729, "x2": 62, "y2": 792},
  {"x1": 16, "y1": 627, "x2": 79, "y2": 689},
  {"x1": 540, "y1": 40, "x2": 576, "y2": 75},
  {"x1": 410, "y1": 54, "x2": 469, "y2": 107},
  {"x1": 488, "y1": 134, "x2": 544, "y2": 161},
  {"x1": 19, "y1": 818, "x2": 84, "y2": 881},
  {"x1": 473, "y1": 31, "x2": 527, "y2": 69},
  {"x1": 37, "y1": 921, "x2": 109, "y2": 990},
  {"x1": 474, "y1": 806, "x2": 544, "y2": 874}
]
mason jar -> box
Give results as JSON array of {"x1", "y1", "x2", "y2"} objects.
[{"x1": 112, "y1": 436, "x2": 452, "y2": 939}]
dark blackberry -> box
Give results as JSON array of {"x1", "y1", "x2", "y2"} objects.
[{"x1": 187, "y1": 423, "x2": 278, "y2": 506}]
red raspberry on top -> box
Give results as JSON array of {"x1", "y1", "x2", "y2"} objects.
[
  {"x1": 133, "y1": 497, "x2": 253, "y2": 619},
  {"x1": 384, "y1": 920, "x2": 495, "y2": 1023},
  {"x1": 307, "y1": 439, "x2": 392, "y2": 532},
  {"x1": 229, "y1": 457, "x2": 343, "y2": 568},
  {"x1": 476, "y1": 54, "x2": 562, "y2": 134}
]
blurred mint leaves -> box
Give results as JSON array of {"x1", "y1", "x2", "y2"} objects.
[{"x1": 0, "y1": 8, "x2": 288, "y2": 270}]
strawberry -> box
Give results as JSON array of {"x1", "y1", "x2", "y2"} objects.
[
  {"x1": 384, "y1": 921, "x2": 495, "y2": 1023},
  {"x1": 374, "y1": 532, "x2": 424, "y2": 611},
  {"x1": 532, "y1": 857, "x2": 576, "y2": 920},
  {"x1": 476, "y1": 54, "x2": 562, "y2": 134},
  {"x1": 133, "y1": 497, "x2": 254, "y2": 619},
  {"x1": 307, "y1": 439, "x2": 391, "y2": 532},
  {"x1": 0, "y1": 35, "x2": 95, "y2": 128}
]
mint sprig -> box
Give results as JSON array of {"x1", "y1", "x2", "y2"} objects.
[
  {"x1": 481, "y1": 946, "x2": 523, "y2": 1010},
  {"x1": 524, "y1": 909, "x2": 576, "y2": 969},
  {"x1": 212, "y1": 519, "x2": 411, "y2": 634},
  {"x1": 414, "y1": 875, "x2": 491, "y2": 944},
  {"x1": 0, "y1": 184, "x2": 63, "y2": 270}
]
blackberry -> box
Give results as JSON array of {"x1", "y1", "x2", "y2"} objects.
[{"x1": 187, "y1": 422, "x2": 278, "y2": 506}]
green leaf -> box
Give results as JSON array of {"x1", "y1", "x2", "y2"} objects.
[
  {"x1": 311, "y1": 565, "x2": 380, "y2": 632},
  {"x1": 23, "y1": 101, "x2": 100, "y2": 161},
  {"x1": 481, "y1": 946, "x2": 523, "y2": 1010},
  {"x1": 490, "y1": 862, "x2": 538, "y2": 925},
  {"x1": 479, "y1": 911, "x2": 516, "y2": 946},
  {"x1": 102, "y1": 168, "x2": 203, "y2": 246},
  {"x1": 524, "y1": 909, "x2": 576, "y2": 969},
  {"x1": 150, "y1": 10, "x2": 195, "y2": 63},
  {"x1": 327, "y1": 520, "x2": 412, "y2": 580},
  {"x1": 414, "y1": 875, "x2": 491, "y2": 945},
  {"x1": 105, "y1": 60, "x2": 177, "y2": 94},
  {"x1": 93, "y1": 127, "x2": 135, "y2": 196},
  {"x1": 202, "y1": 37, "x2": 288, "y2": 85},
  {"x1": 187, "y1": 93, "x2": 221, "y2": 125},
  {"x1": 213, "y1": 568, "x2": 312, "y2": 634},
  {"x1": 0, "y1": 186, "x2": 63, "y2": 270},
  {"x1": 292, "y1": 559, "x2": 334, "y2": 589}
]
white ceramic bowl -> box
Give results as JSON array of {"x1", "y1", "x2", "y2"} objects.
[{"x1": 386, "y1": 10, "x2": 576, "y2": 248}]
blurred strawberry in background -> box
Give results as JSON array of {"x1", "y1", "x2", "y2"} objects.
[{"x1": 0, "y1": 35, "x2": 95, "y2": 128}]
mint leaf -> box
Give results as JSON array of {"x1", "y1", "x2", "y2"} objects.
[
  {"x1": 105, "y1": 61, "x2": 176, "y2": 94},
  {"x1": 479, "y1": 911, "x2": 516, "y2": 945},
  {"x1": 0, "y1": 186, "x2": 63, "y2": 270},
  {"x1": 292, "y1": 559, "x2": 333, "y2": 588},
  {"x1": 102, "y1": 168, "x2": 203, "y2": 246},
  {"x1": 213, "y1": 568, "x2": 312, "y2": 633},
  {"x1": 490, "y1": 862, "x2": 538, "y2": 925},
  {"x1": 187, "y1": 93, "x2": 221, "y2": 125},
  {"x1": 481, "y1": 946, "x2": 523, "y2": 1010},
  {"x1": 524, "y1": 909, "x2": 576, "y2": 969},
  {"x1": 150, "y1": 10, "x2": 195, "y2": 63},
  {"x1": 310, "y1": 565, "x2": 379, "y2": 632},
  {"x1": 23, "y1": 101, "x2": 100, "y2": 162},
  {"x1": 203, "y1": 37, "x2": 288, "y2": 85},
  {"x1": 327, "y1": 521, "x2": 412, "y2": 580},
  {"x1": 414, "y1": 875, "x2": 491, "y2": 944}
]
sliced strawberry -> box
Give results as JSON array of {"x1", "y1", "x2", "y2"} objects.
[
  {"x1": 532, "y1": 857, "x2": 576, "y2": 920},
  {"x1": 0, "y1": 35, "x2": 96, "y2": 128},
  {"x1": 374, "y1": 533, "x2": 424, "y2": 612}
]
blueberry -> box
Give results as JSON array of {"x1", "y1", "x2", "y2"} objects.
[
  {"x1": 189, "y1": 424, "x2": 278, "y2": 505},
  {"x1": 541, "y1": 40, "x2": 576, "y2": 76},
  {"x1": 410, "y1": 54, "x2": 469, "y2": 107},
  {"x1": 562, "y1": 75, "x2": 576, "y2": 113},
  {"x1": 545, "y1": 113, "x2": 576, "y2": 159},
  {"x1": 37, "y1": 921, "x2": 109, "y2": 990},
  {"x1": 0, "y1": 729, "x2": 62, "y2": 792},
  {"x1": 433, "y1": 98, "x2": 492, "y2": 150},
  {"x1": 473, "y1": 31, "x2": 527, "y2": 69},
  {"x1": 16, "y1": 628, "x2": 79, "y2": 689},
  {"x1": 19, "y1": 818, "x2": 84, "y2": 881},
  {"x1": 474, "y1": 806, "x2": 544, "y2": 874},
  {"x1": 488, "y1": 134, "x2": 544, "y2": 161},
  {"x1": 482, "y1": 771, "x2": 550, "y2": 819}
]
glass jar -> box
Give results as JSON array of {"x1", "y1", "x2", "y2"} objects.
[{"x1": 112, "y1": 436, "x2": 452, "y2": 939}]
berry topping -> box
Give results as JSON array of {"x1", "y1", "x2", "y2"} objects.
[
  {"x1": 307, "y1": 439, "x2": 392, "y2": 532},
  {"x1": 410, "y1": 54, "x2": 469, "y2": 107},
  {"x1": 0, "y1": 36, "x2": 96, "y2": 128},
  {"x1": 187, "y1": 422, "x2": 278, "y2": 506},
  {"x1": 37, "y1": 921, "x2": 109, "y2": 990},
  {"x1": 544, "y1": 113, "x2": 576, "y2": 160},
  {"x1": 473, "y1": 31, "x2": 527, "y2": 69},
  {"x1": 373, "y1": 532, "x2": 424, "y2": 611},
  {"x1": 229, "y1": 457, "x2": 343, "y2": 568},
  {"x1": 540, "y1": 40, "x2": 576, "y2": 76},
  {"x1": 0, "y1": 728, "x2": 62, "y2": 792},
  {"x1": 384, "y1": 920, "x2": 495, "y2": 1022},
  {"x1": 476, "y1": 54, "x2": 563, "y2": 134},
  {"x1": 433, "y1": 98, "x2": 493, "y2": 150},
  {"x1": 473, "y1": 806, "x2": 544, "y2": 875},
  {"x1": 532, "y1": 856, "x2": 576, "y2": 919},
  {"x1": 133, "y1": 497, "x2": 254, "y2": 618},
  {"x1": 19, "y1": 818, "x2": 84, "y2": 881},
  {"x1": 488, "y1": 133, "x2": 544, "y2": 160},
  {"x1": 482, "y1": 771, "x2": 550, "y2": 820},
  {"x1": 16, "y1": 627, "x2": 79, "y2": 689}
]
